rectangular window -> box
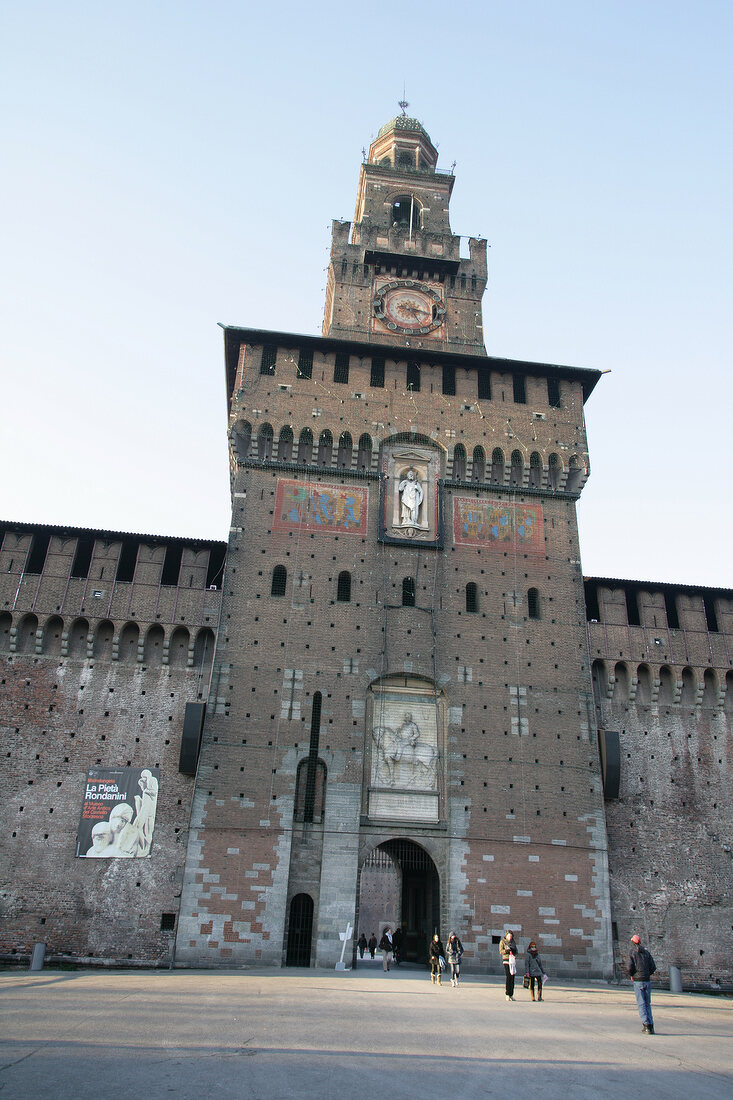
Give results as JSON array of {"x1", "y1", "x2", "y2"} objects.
[
  {"x1": 260, "y1": 345, "x2": 277, "y2": 375},
  {"x1": 513, "y1": 374, "x2": 526, "y2": 404},
  {"x1": 370, "y1": 357, "x2": 385, "y2": 388},
  {"x1": 116, "y1": 541, "x2": 138, "y2": 583},
  {"x1": 333, "y1": 352, "x2": 349, "y2": 384},
  {"x1": 625, "y1": 588, "x2": 640, "y2": 627},
  {"x1": 71, "y1": 536, "x2": 94, "y2": 579},
  {"x1": 703, "y1": 593, "x2": 719, "y2": 633},
  {"x1": 664, "y1": 589, "x2": 679, "y2": 630},
  {"x1": 547, "y1": 377, "x2": 561, "y2": 408},
  {"x1": 161, "y1": 544, "x2": 183, "y2": 587},
  {"x1": 406, "y1": 361, "x2": 421, "y2": 392},
  {"x1": 442, "y1": 365, "x2": 456, "y2": 396},
  {"x1": 25, "y1": 532, "x2": 51, "y2": 575},
  {"x1": 206, "y1": 544, "x2": 226, "y2": 590},
  {"x1": 477, "y1": 371, "x2": 491, "y2": 400},
  {"x1": 297, "y1": 348, "x2": 313, "y2": 379}
]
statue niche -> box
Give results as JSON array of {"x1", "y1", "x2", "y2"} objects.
[{"x1": 381, "y1": 441, "x2": 442, "y2": 544}]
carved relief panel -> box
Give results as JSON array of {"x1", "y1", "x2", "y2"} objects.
[{"x1": 365, "y1": 677, "x2": 444, "y2": 824}]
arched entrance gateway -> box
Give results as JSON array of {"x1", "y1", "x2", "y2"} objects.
[{"x1": 356, "y1": 839, "x2": 440, "y2": 965}]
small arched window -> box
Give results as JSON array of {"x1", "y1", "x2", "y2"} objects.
[
  {"x1": 472, "y1": 447, "x2": 485, "y2": 482},
  {"x1": 258, "y1": 423, "x2": 274, "y2": 461},
  {"x1": 565, "y1": 454, "x2": 582, "y2": 493},
  {"x1": 702, "y1": 668, "x2": 718, "y2": 707},
  {"x1": 466, "y1": 582, "x2": 478, "y2": 613},
  {"x1": 317, "y1": 430, "x2": 333, "y2": 467},
  {"x1": 337, "y1": 571, "x2": 351, "y2": 602},
  {"x1": 402, "y1": 577, "x2": 416, "y2": 607},
  {"x1": 42, "y1": 615, "x2": 63, "y2": 656},
  {"x1": 337, "y1": 432, "x2": 353, "y2": 469},
  {"x1": 278, "y1": 426, "x2": 293, "y2": 462},
  {"x1": 528, "y1": 588, "x2": 541, "y2": 620},
  {"x1": 18, "y1": 614, "x2": 38, "y2": 654},
  {"x1": 636, "y1": 663, "x2": 652, "y2": 703},
  {"x1": 680, "y1": 666, "x2": 696, "y2": 705},
  {"x1": 658, "y1": 665, "x2": 674, "y2": 704},
  {"x1": 144, "y1": 624, "x2": 165, "y2": 665},
  {"x1": 548, "y1": 453, "x2": 562, "y2": 489},
  {"x1": 491, "y1": 448, "x2": 505, "y2": 484},
  {"x1": 271, "y1": 565, "x2": 287, "y2": 597},
  {"x1": 119, "y1": 622, "x2": 140, "y2": 662},
  {"x1": 357, "y1": 433, "x2": 372, "y2": 471},
  {"x1": 510, "y1": 450, "x2": 523, "y2": 487},
  {"x1": 232, "y1": 419, "x2": 252, "y2": 460},
  {"x1": 529, "y1": 452, "x2": 542, "y2": 488},
  {"x1": 298, "y1": 428, "x2": 313, "y2": 465},
  {"x1": 452, "y1": 444, "x2": 466, "y2": 481}
]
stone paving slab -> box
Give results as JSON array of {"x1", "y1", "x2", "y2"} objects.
[{"x1": 0, "y1": 965, "x2": 731, "y2": 1099}]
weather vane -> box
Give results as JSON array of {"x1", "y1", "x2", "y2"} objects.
[{"x1": 399, "y1": 85, "x2": 408, "y2": 115}]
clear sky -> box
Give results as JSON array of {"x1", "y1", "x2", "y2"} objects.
[{"x1": 2, "y1": 1, "x2": 731, "y2": 587}]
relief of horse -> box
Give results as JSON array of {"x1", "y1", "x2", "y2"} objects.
[{"x1": 371, "y1": 724, "x2": 439, "y2": 787}]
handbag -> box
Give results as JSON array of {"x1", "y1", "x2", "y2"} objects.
[
  {"x1": 438, "y1": 955, "x2": 445, "y2": 971},
  {"x1": 523, "y1": 973, "x2": 530, "y2": 989},
  {"x1": 508, "y1": 955, "x2": 517, "y2": 975}
]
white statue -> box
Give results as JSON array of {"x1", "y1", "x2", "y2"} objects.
[{"x1": 398, "y1": 468, "x2": 424, "y2": 526}]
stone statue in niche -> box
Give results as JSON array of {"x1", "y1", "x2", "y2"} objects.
[
  {"x1": 398, "y1": 468, "x2": 424, "y2": 527},
  {"x1": 371, "y1": 711, "x2": 438, "y2": 788}
]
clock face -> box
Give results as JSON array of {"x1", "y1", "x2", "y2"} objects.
[{"x1": 373, "y1": 280, "x2": 446, "y2": 335}]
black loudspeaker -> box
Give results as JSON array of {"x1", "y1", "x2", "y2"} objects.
[
  {"x1": 179, "y1": 702, "x2": 206, "y2": 776},
  {"x1": 598, "y1": 729, "x2": 620, "y2": 799}
]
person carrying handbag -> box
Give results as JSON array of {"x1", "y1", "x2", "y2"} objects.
[
  {"x1": 446, "y1": 932, "x2": 464, "y2": 987},
  {"x1": 429, "y1": 933, "x2": 446, "y2": 985},
  {"x1": 525, "y1": 940, "x2": 547, "y2": 1001},
  {"x1": 499, "y1": 930, "x2": 518, "y2": 1001}
]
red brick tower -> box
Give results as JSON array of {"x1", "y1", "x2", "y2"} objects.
[{"x1": 175, "y1": 109, "x2": 613, "y2": 976}]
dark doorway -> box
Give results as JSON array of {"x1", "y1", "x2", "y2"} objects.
[
  {"x1": 285, "y1": 893, "x2": 313, "y2": 967},
  {"x1": 358, "y1": 839, "x2": 439, "y2": 965}
]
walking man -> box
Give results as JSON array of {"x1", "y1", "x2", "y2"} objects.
[{"x1": 628, "y1": 933, "x2": 657, "y2": 1034}]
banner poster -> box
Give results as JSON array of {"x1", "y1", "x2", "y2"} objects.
[
  {"x1": 75, "y1": 766, "x2": 160, "y2": 858},
  {"x1": 273, "y1": 480, "x2": 367, "y2": 535},
  {"x1": 453, "y1": 498, "x2": 545, "y2": 555}
]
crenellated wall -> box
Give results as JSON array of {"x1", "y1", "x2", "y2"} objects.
[
  {"x1": 587, "y1": 578, "x2": 733, "y2": 984},
  {"x1": 0, "y1": 523, "x2": 225, "y2": 963}
]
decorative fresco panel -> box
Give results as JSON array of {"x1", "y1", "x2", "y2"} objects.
[
  {"x1": 274, "y1": 480, "x2": 367, "y2": 535},
  {"x1": 453, "y1": 498, "x2": 544, "y2": 554}
]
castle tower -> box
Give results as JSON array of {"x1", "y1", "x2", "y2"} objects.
[
  {"x1": 175, "y1": 109, "x2": 614, "y2": 977},
  {"x1": 323, "y1": 112, "x2": 487, "y2": 355}
]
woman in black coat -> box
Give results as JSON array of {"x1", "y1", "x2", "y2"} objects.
[{"x1": 429, "y1": 933, "x2": 446, "y2": 985}]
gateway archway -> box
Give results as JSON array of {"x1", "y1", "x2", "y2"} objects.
[{"x1": 357, "y1": 839, "x2": 439, "y2": 965}]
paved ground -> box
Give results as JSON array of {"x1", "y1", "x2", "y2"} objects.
[{"x1": 0, "y1": 960, "x2": 731, "y2": 1099}]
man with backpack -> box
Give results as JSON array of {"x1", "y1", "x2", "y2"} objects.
[{"x1": 628, "y1": 934, "x2": 657, "y2": 1034}]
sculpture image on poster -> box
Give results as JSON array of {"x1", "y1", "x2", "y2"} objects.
[{"x1": 76, "y1": 766, "x2": 160, "y2": 858}]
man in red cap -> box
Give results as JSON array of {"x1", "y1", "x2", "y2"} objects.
[{"x1": 628, "y1": 934, "x2": 657, "y2": 1034}]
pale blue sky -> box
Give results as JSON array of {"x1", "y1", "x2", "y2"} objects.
[{"x1": 2, "y1": 1, "x2": 731, "y2": 586}]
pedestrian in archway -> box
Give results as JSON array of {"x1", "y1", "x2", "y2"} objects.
[
  {"x1": 357, "y1": 932, "x2": 367, "y2": 959},
  {"x1": 368, "y1": 933, "x2": 377, "y2": 959},
  {"x1": 429, "y1": 933, "x2": 445, "y2": 985},
  {"x1": 446, "y1": 932, "x2": 463, "y2": 987},
  {"x1": 392, "y1": 926, "x2": 403, "y2": 966},
  {"x1": 500, "y1": 930, "x2": 517, "y2": 1001},
  {"x1": 379, "y1": 927, "x2": 394, "y2": 971}
]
